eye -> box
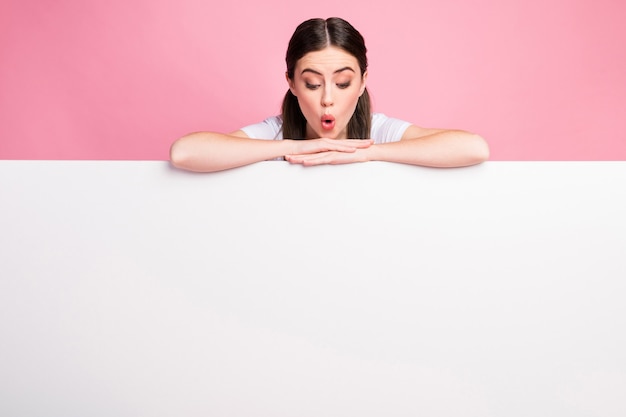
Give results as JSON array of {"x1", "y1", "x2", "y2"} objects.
[
  {"x1": 306, "y1": 83, "x2": 321, "y2": 90},
  {"x1": 337, "y1": 82, "x2": 351, "y2": 89}
]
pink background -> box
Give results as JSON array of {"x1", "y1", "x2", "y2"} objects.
[{"x1": 1, "y1": 0, "x2": 625, "y2": 161}]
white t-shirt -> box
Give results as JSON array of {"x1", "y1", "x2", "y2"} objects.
[{"x1": 240, "y1": 113, "x2": 411, "y2": 144}]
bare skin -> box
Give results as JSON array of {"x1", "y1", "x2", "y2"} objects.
[{"x1": 170, "y1": 46, "x2": 489, "y2": 172}]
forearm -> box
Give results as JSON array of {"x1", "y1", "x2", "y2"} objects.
[
  {"x1": 170, "y1": 132, "x2": 293, "y2": 172},
  {"x1": 367, "y1": 130, "x2": 489, "y2": 168}
]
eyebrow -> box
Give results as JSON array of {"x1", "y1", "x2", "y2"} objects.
[{"x1": 300, "y1": 67, "x2": 356, "y2": 76}]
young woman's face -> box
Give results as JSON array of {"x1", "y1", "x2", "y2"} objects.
[{"x1": 288, "y1": 46, "x2": 367, "y2": 139}]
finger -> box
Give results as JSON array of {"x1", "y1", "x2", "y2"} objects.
[
  {"x1": 285, "y1": 154, "x2": 307, "y2": 164},
  {"x1": 285, "y1": 153, "x2": 325, "y2": 164},
  {"x1": 301, "y1": 153, "x2": 350, "y2": 166},
  {"x1": 295, "y1": 139, "x2": 372, "y2": 155},
  {"x1": 318, "y1": 139, "x2": 372, "y2": 153},
  {"x1": 287, "y1": 152, "x2": 355, "y2": 166},
  {"x1": 295, "y1": 144, "x2": 356, "y2": 155},
  {"x1": 332, "y1": 139, "x2": 373, "y2": 148}
]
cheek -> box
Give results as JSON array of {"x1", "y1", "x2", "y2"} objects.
[
  {"x1": 297, "y1": 95, "x2": 317, "y2": 114},
  {"x1": 340, "y1": 89, "x2": 362, "y2": 111}
]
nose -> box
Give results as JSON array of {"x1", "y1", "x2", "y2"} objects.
[{"x1": 321, "y1": 86, "x2": 333, "y2": 107}]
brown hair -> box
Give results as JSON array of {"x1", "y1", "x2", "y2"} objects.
[{"x1": 282, "y1": 17, "x2": 371, "y2": 140}]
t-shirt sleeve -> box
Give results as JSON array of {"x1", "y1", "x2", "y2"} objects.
[
  {"x1": 240, "y1": 116, "x2": 283, "y2": 140},
  {"x1": 370, "y1": 113, "x2": 412, "y2": 144}
]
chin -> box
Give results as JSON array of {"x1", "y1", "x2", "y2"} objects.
[{"x1": 324, "y1": 127, "x2": 346, "y2": 140}]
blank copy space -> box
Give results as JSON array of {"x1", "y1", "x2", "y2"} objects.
[{"x1": 1, "y1": 161, "x2": 625, "y2": 417}]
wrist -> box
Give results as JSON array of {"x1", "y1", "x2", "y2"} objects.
[
  {"x1": 363, "y1": 143, "x2": 379, "y2": 162},
  {"x1": 282, "y1": 139, "x2": 297, "y2": 156}
]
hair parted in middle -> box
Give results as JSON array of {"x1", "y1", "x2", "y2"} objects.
[{"x1": 281, "y1": 17, "x2": 371, "y2": 140}]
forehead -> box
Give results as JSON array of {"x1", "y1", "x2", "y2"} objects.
[{"x1": 295, "y1": 46, "x2": 360, "y2": 74}]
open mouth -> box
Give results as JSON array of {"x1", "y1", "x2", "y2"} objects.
[{"x1": 321, "y1": 115, "x2": 335, "y2": 131}]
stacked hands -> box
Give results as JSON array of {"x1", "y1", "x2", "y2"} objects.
[
  {"x1": 169, "y1": 18, "x2": 489, "y2": 173},
  {"x1": 284, "y1": 138, "x2": 374, "y2": 166},
  {"x1": 170, "y1": 128, "x2": 489, "y2": 172}
]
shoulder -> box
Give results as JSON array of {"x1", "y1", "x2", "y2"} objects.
[
  {"x1": 370, "y1": 113, "x2": 412, "y2": 144},
  {"x1": 240, "y1": 116, "x2": 283, "y2": 140}
]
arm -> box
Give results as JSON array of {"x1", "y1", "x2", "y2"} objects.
[
  {"x1": 368, "y1": 125, "x2": 490, "y2": 168},
  {"x1": 285, "y1": 126, "x2": 489, "y2": 168},
  {"x1": 170, "y1": 130, "x2": 289, "y2": 173},
  {"x1": 170, "y1": 130, "x2": 373, "y2": 173}
]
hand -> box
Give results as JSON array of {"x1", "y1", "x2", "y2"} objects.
[
  {"x1": 286, "y1": 148, "x2": 372, "y2": 166},
  {"x1": 286, "y1": 138, "x2": 373, "y2": 166},
  {"x1": 289, "y1": 138, "x2": 373, "y2": 155}
]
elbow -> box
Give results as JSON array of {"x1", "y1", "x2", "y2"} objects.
[
  {"x1": 169, "y1": 137, "x2": 195, "y2": 170},
  {"x1": 169, "y1": 139, "x2": 185, "y2": 169},
  {"x1": 466, "y1": 133, "x2": 490, "y2": 166},
  {"x1": 170, "y1": 134, "x2": 222, "y2": 173}
]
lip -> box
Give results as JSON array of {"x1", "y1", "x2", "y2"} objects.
[{"x1": 321, "y1": 114, "x2": 335, "y2": 131}]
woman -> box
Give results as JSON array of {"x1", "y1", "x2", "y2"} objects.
[{"x1": 170, "y1": 17, "x2": 489, "y2": 172}]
